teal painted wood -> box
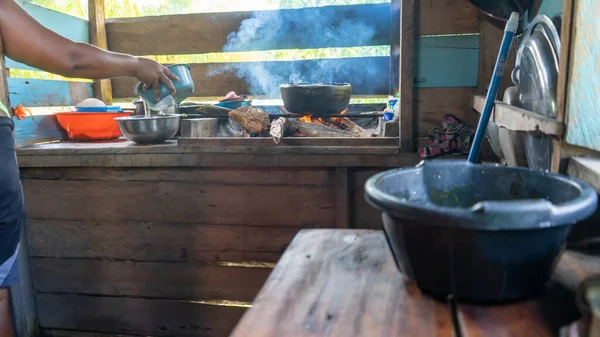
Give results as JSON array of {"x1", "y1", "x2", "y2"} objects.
[
  {"x1": 414, "y1": 34, "x2": 479, "y2": 88},
  {"x1": 5, "y1": 2, "x2": 89, "y2": 71},
  {"x1": 565, "y1": 0, "x2": 600, "y2": 151},
  {"x1": 7, "y1": 78, "x2": 92, "y2": 107},
  {"x1": 537, "y1": 0, "x2": 563, "y2": 18},
  {"x1": 13, "y1": 115, "x2": 67, "y2": 148}
]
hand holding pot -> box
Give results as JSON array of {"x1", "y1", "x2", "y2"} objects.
[{"x1": 134, "y1": 58, "x2": 180, "y2": 100}]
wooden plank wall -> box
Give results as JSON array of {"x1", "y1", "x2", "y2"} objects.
[
  {"x1": 106, "y1": 0, "x2": 482, "y2": 140},
  {"x1": 4, "y1": 2, "x2": 93, "y2": 147},
  {"x1": 563, "y1": 0, "x2": 600, "y2": 152},
  {"x1": 18, "y1": 165, "x2": 410, "y2": 336}
]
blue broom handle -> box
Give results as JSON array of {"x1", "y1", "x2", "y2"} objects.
[{"x1": 468, "y1": 12, "x2": 520, "y2": 163}]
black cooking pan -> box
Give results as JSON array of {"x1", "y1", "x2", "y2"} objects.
[
  {"x1": 280, "y1": 83, "x2": 352, "y2": 116},
  {"x1": 468, "y1": 0, "x2": 533, "y2": 21}
]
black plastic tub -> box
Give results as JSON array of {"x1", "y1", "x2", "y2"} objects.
[{"x1": 365, "y1": 160, "x2": 598, "y2": 303}]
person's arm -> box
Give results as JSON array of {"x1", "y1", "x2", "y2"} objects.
[{"x1": 0, "y1": 0, "x2": 177, "y2": 98}]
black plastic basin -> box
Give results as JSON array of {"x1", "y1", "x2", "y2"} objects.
[{"x1": 365, "y1": 160, "x2": 598, "y2": 303}]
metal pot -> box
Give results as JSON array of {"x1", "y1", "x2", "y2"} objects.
[
  {"x1": 468, "y1": 0, "x2": 533, "y2": 21},
  {"x1": 114, "y1": 114, "x2": 181, "y2": 144},
  {"x1": 280, "y1": 83, "x2": 352, "y2": 116}
]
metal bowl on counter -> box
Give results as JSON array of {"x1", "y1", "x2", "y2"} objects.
[{"x1": 114, "y1": 115, "x2": 181, "y2": 144}]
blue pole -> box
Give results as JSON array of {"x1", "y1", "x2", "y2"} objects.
[{"x1": 468, "y1": 12, "x2": 520, "y2": 163}]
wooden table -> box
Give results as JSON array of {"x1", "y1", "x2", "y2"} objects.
[{"x1": 230, "y1": 229, "x2": 600, "y2": 337}]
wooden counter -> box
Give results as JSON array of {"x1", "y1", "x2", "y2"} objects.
[
  {"x1": 231, "y1": 230, "x2": 599, "y2": 337},
  {"x1": 16, "y1": 138, "x2": 425, "y2": 336},
  {"x1": 16, "y1": 138, "x2": 420, "y2": 168}
]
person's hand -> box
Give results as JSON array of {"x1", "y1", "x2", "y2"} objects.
[{"x1": 133, "y1": 57, "x2": 180, "y2": 100}]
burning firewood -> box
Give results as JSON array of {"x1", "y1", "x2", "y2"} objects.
[
  {"x1": 269, "y1": 117, "x2": 359, "y2": 143},
  {"x1": 270, "y1": 117, "x2": 296, "y2": 144},
  {"x1": 332, "y1": 118, "x2": 377, "y2": 138},
  {"x1": 229, "y1": 107, "x2": 271, "y2": 135}
]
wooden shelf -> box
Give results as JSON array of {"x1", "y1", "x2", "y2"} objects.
[
  {"x1": 472, "y1": 95, "x2": 564, "y2": 136},
  {"x1": 568, "y1": 157, "x2": 600, "y2": 193}
]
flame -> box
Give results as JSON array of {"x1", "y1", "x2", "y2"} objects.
[{"x1": 298, "y1": 109, "x2": 348, "y2": 124}]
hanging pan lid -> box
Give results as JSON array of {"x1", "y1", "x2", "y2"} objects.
[{"x1": 514, "y1": 14, "x2": 561, "y2": 119}]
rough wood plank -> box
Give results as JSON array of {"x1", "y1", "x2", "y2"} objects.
[
  {"x1": 88, "y1": 0, "x2": 113, "y2": 105},
  {"x1": 552, "y1": 0, "x2": 575, "y2": 173},
  {"x1": 20, "y1": 167, "x2": 336, "y2": 185},
  {"x1": 414, "y1": 35, "x2": 479, "y2": 88},
  {"x1": 15, "y1": 140, "x2": 421, "y2": 168},
  {"x1": 31, "y1": 258, "x2": 270, "y2": 302},
  {"x1": 564, "y1": 0, "x2": 600, "y2": 152},
  {"x1": 457, "y1": 302, "x2": 553, "y2": 336},
  {"x1": 13, "y1": 115, "x2": 68, "y2": 148},
  {"x1": 351, "y1": 186, "x2": 382, "y2": 230},
  {"x1": 7, "y1": 78, "x2": 92, "y2": 107},
  {"x1": 36, "y1": 294, "x2": 246, "y2": 337},
  {"x1": 178, "y1": 138, "x2": 398, "y2": 147},
  {"x1": 473, "y1": 95, "x2": 564, "y2": 135},
  {"x1": 567, "y1": 157, "x2": 600, "y2": 193},
  {"x1": 553, "y1": 251, "x2": 600, "y2": 293},
  {"x1": 399, "y1": 0, "x2": 415, "y2": 150},
  {"x1": 22, "y1": 179, "x2": 336, "y2": 227},
  {"x1": 106, "y1": 4, "x2": 391, "y2": 55},
  {"x1": 0, "y1": 56, "x2": 10, "y2": 115},
  {"x1": 335, "y1": 167, "x2": 349, "y2": 228},
  {"x1": 9, "y1": 225, "x2": 40, "y2": 337},
  {"x1": 417, "y1": 0, "x2": 479, "y2": 35},
  {"x1": 17, "y1": 151, "x2": 419, "y2": 168},
  {"x1": 26, "y1": 220, "x2": 300, "y2": 263},
  {"x1": 229, "y1": 230, "x2": 454, "y2": 336},
  {"x1": 44, "y1": 330, "x2": 145, "y2": 337},
  {"x1": 457, "y1": 250, "x2": 600, "y2": 337},
  {"x1": 416, "y1": 87, "x2": 478, "y2": 135}
]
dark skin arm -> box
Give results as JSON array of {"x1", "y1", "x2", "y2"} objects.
[{"x1": 0, "y1": 0, "x2": 177, "y2": 99}]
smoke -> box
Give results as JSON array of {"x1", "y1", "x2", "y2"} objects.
[{"x1": 208, "y1": 6, "x2": 380, "y2": 98}]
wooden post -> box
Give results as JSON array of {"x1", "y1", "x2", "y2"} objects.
[
  {"x1": 398, "y1": 0, "x2": 415, "y2": 151},
  {"x1": 335, "y1": 167, "x2": 349, "y2": 228},
  {"x1": 88, "y1": 0, "x2": 113, "y2": 105},
  {"x1": 0, "y1": 56, "x2": 11, "y2": 115},
  {"x1": 551, "y1": 0, "x2": 576, "y2": 173}
]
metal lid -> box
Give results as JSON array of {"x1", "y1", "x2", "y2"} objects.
[
  {"x1": 514, "y1": 14, "x2": 560, "y2": 118},
  {"x1": 513, "y1": 14, "x2": 561, "y2": 171}
]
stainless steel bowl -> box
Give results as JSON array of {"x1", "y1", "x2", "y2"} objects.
[{"x1": 114, "y1": 115, "x2": 181, "y2": 144}]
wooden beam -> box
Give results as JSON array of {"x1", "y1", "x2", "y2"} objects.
[
  {"x1": 0, "y1": 56, "x2": 11, "y2": 115},
  {"x1": 8, "y1": 229, "x2": 40, "y2": 337},
  {"x1": 399, "y1": 0, "x2": 415, "y2": 150},
  {"x1": 551, "y1": 0, "x2": 576, "y2": 173},
  {"x1": 335, "y1": 167, "x2": 350, "y2": 228},
  {"x1": 473, "y1": 95, "x2": 564, "y2": 136},
  {"x1": 88, "y1": 0, "x2": 113, "y2": 105},
  {"x1": 567, "y1": 157, "x2": 600, "y2": 193}
]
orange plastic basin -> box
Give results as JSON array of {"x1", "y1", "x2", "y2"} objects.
[{"x1": 55, "y1": 112, "x2": 132, "y2": 141}]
